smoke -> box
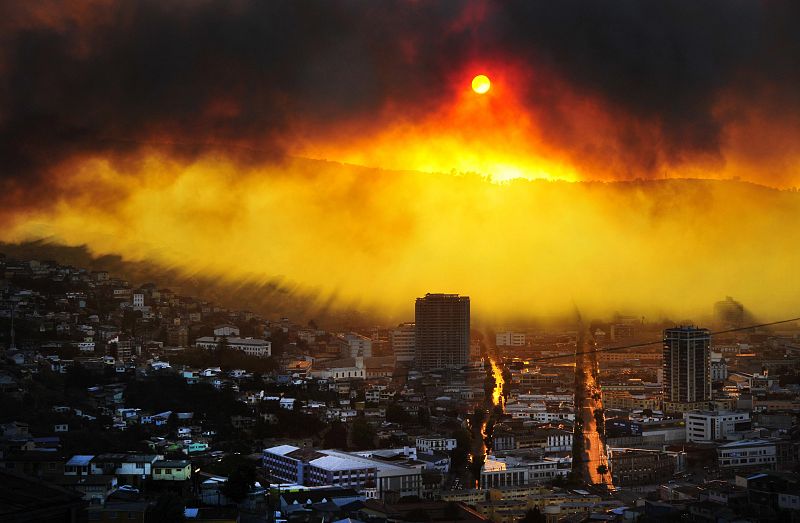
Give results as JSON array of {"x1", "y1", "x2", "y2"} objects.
[
  {"x1": 2, "y1": 1, "x2": 799, "y2": 321},
  {"x1": 1, "y1": 0, "x2": 799, "y2": 208},
  {"x1": 4, "y1": 156, "x2": 800, "y2": 322}
]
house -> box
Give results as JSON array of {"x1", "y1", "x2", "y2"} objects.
[
  {"x1": 55, "y1": 475, "x2": 117, "y2": 505},
  {"x1": 65, "y1": 455, "x2": 95, "y2": 476},
  {"x1": 152, "y1": 459, "x2": 192, "y2": 481},
  {"x1": 279, "y1": 487, "x2": 363, "y2": 514},
  {"x1": 1, "y1": 450, "x2": 66, "y2": 479},
  {"x1": 200, "y1": 475, "x2": 267, "y2": 511},
  {"x1": 90, "y1": 454, "x2": 162, "y2": 486},
  {"x1": 0, "y1": 469, "x2": 88, "y2": 522},
  {"x1": 417, "y1": 452, "x2": 451, "y2": 474},
  {"x1": 141, "y1": 411, "x2": 172, "y2": 426},
  {"x1": 184, "y1": 442, "x2": 209, "y2": 454},
  {"x1": 0, "y1": 421, "x2": 30, "y2": 438}
]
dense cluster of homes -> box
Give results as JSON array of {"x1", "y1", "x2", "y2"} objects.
[{"x1": 2, "y1": 256, "x2": 800, "y2": 522}]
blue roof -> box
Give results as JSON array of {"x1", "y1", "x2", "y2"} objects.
[{"x1": 67, "y1": 455, "x2": 94, "y2": 466}]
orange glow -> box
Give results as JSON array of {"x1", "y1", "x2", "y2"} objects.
[
  {"x1": 471, "y1": 74, "x2": 491, "y2": 94},
  {"x1": 4, "y1": 153, "x2": 800, "y2": 323},
  {"x1": 490, "y1": 358, "x2": 504, "y2": 409},
  {"x1": 290, "y1": 65, "x2": 586, "y2": 182}
]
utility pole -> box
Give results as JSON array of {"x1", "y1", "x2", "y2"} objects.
[{"x1": 9, "y1": 298, "x2": 18, "y2": 351}]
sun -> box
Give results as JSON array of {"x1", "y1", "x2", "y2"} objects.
[{"x1": 471, "y1": 74, "x2": 491, "y2": 94}]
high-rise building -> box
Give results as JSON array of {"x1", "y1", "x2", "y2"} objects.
[
  {"x1": 391, "y1": 322, "x2": 416, "y2": 365},
  {"x1": 714, "y1": 296, "x2": 745, "y2": 328},
  {"x1": 663, "y1": 326, "x2": 711, "y2": 413},
  {"x1": 414, "y1": 293, "x2": 470, "y2": 371}
]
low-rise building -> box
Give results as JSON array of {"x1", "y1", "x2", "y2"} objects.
[
  {"x1": 152, "y1": 459, "x2": 192, "y2": 481},
  {"x1": 684, "y1": 410, "x2": 751, "y2": 443},
  {"x1": 609, "y1": 448, "x2": 676, "y2": 486},
  {"x1": 718, "y1": 439, "x2": 777, "y2": 470},
  {"x1": 415, "y1": 436, "x2": 457, "y2": 453},
  {"x1": 263, "y1": 445, "x2": 422, "y2": 499},
  {"x1": 195, "y1": 336, "x2": 271, "y2": 358}
]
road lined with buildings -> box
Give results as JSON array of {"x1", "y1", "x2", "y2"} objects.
[{"x1": 573, "y1": 328, "x2": 613, "y2": 486}]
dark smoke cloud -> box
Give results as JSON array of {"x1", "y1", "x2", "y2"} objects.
[{"x1": 1, "y1": 0, "x2": 799, "y2": 204}]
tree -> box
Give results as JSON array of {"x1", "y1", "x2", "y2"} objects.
[
  {"x1": 386, "y1": 404, "x2": 411, "y2": 424},
  {"x1": 351, "y1": 417, "x2": 376, "y2": 450},
  {"x1": 450, "y1": 428, "x2": 472, "y2": 471},
  {"x1": 417, "y1": 406, "x2": 431, "y2": 428},
  {"x1": 596, "y1": 464, "x2": 609, "y2": 483},
  {"x1": 519, "y1": 507, "x2": 546, "y2": 523},
  {"x1": 323, "y1": 421, "x2": 349, "y2": 449},
  {"x1": 221, "y1": 463, "x2": 256, "y2": 503}
]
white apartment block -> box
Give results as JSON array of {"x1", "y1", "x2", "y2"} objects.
[
  {"x1": 195, "y1": 336, "x2": 271, "y2": 358},
  {"x1": 711, "y1": 359, "x2": 728, "y2": 382},
  {"x1": 392, "y1": 323, "x2": 416, "y2": 364},
  {"x1": 415, "y1": 436, "x2": 457, "y2": 453},
  {"x1": 132, "y1": 293, "x2": 145, "y2": 308},
  {"x1": 496, "y1": 332, "x2": 526, "y2": 347},
  {"x1": 341, "y1": 333, "x2": 372, "y2": 358},
  {"x1": 684, "y1": 411, "x2": 751, "y2": 443},
  {"x1": 545, "y1": 430, "x2": 573, "y2": 452}
]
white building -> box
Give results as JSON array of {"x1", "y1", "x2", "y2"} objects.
[
  {"x1": 479, "y1": 456, "x2": 568, "y2": 488},
  {"x1": 340, "y1": 333, "x2": 372, "y2": 358},
  {"x1": 195, "y1": 336, "x2": 271, "y2": 358},
  {"x1": 214, "y1": 324, "x2": 240, "y2": 337},
  {"x1": 532, "y1": 411, "x2": 575, "y2": 423},
  {"x1": 717, "y1": 439, "x2": 776, "y2": 469},
  {"x1": 684, "y1": 411, "x2": 751, "y2": 443},
  {"x1": 415, "y1": 436, "x2": 457, "y2": 453},
  {"x1": 479, "y1": 458, "x2": 529, "y2": 489},
  {"x1": 391, "y1": 323, "x2": 416, "y2": 364},
  {"x1": 132, "y1": 293, "x2": 145, "y2": 308},
  {"x1": 263, "y1": 445, "x2": 422, "y2": 499},
  {"x1": 311, "y1": 357, "x2": 366, "y2": 381},
  {"x1": 496, "y1": 332, "x2": 526, "y2": 347},
  {"x1": 544, "y1": 429, "x2": 573, "y2": 452},
  {"x1": 711, "y1": 359, "x2": 728, "y2": 382}
]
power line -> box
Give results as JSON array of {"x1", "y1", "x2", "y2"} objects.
[{"x1": 523, "y1": 316, "x2": 800, "y2": 363}]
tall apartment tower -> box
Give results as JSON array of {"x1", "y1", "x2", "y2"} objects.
[
  {"x1": 414, "y1": 293, "x2": 470, "y2": 371},
  {"x1": 392, "y1": 322, "x2": 416, "y2": 366},
  {"x1": 663, "y1": 326, "x2": 711, "y2": 413}
]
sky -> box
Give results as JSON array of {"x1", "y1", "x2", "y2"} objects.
[{"x1": 2, "y1": 1, "x2": 800, "y2": 322}]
